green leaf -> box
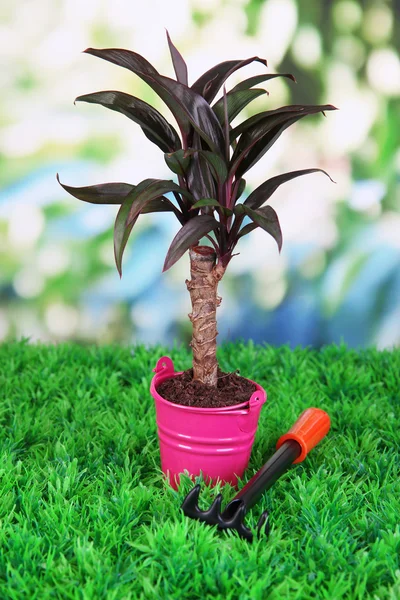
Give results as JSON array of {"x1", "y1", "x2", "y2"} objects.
[
  {"x1": 190, "y1": 198, "x2": 233, "y2": 216},
  {"x1": 244, "y1": 169, "x2": 335, "y2": 210},
  {"x1": 164, "y1": 150, "x2": 191, "y2": 176},
  {"x1": 166, "y1": 30, "x2": 188, "y2": 85},
  {"x1": 191, "y1": 198, "x2": 220, "y2": 210},
  {"x1": 236, "y1": 204, "x2": 282, "y2": 251},
  {"x1": 191, "y1": 57, "x2": 268, "y2": 103},
  {"x1": 235, "y1": 178, "x2": 246, "y2": 201},
  {"x1": 75, "y1": 91, "x2": 181, "y2": 153},
  {"x1": 212, "y1": 88, "x2": 267, "y2": 126},
  {"x1": 124, "y1": 179, "x2": 192, "y2": 226},
  {"x1": 233, "y1": 204, "x2": 245, "y2": 216},
  {"x1": 163, "y1": 215, "x2": 219, "y2": 271},
  {"x1": 230, "y1": 72, "x2": 296, "y2": 93},
  {"x1": 57, "y1": 174, "x2": 134, "y2": 204}
]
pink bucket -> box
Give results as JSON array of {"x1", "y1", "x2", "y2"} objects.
[{"x1": 150, "y1": 356, "x2": 267, "y2": 489}]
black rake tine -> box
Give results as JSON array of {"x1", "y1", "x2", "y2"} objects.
[
  {"x1": 256, "y1": 510, "x2": 270, "y2": 539},
  {"x1": 181, "y1": 484, "x2": 223, "y2": 525},
  {"x1": 181, "y1": 484, "x2": 201, "y2": 519},
  {"x1": 182, "y1": 486, "x2": 264, "y2": 541},
  {"x1": 218, "y1": 501, "x2": 254, "y2": 542},
  {"x1": 203, "y1": 493, "x2": 223, "y2": 525}
]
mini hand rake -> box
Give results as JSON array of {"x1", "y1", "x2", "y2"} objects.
[{"x1": 181, "y1": 408, "x2": 330, "y2": 541}]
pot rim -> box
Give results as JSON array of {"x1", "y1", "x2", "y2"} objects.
[{"x1": 150, "y1": 369, "x2": 266, "y2": 415}]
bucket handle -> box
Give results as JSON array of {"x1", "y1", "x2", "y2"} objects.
[
  {"x1": 237, "y1": 391, "x2": 265, "y2": 433},
  {"x1": 153, "y1": 356, "x2": 175, "y2": 376}
]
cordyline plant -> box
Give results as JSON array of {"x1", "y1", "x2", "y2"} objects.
[{"x1": 58, "y1": 32, "x2": 336, "y2": 387}]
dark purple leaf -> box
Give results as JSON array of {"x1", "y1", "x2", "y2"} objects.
[
  {"x1": 57, "y1": 173, "x2": 133, "y2": 204},
  {"x1": 230, "y1": 104, "x2": 337, "y2": 141},
  {"x1": 163, "y1": 215, "x2": 219, "y2": 271},
  {"x1": 141, "y1": 72, "x2": 225, "y2": 152},
  {"x1": 185, "y1": 132, "x2": 217, "y2": 201},
  {"x1": 114, "y1": 190, "x2": 185, "y2": 276},
  {"x1": 166, "y1": 30, "x2": 188, "y2": 85},
  {"x1": 230, "y1": 105, "x2": 337, "y2": 179},
  {"x1": 238, "y1": 204, "x2": 282, "y2": 251},
  {"x1": 125, "y1": 178, "x2": 192, "y2": 225},
  {"x1": 75, "y1": 91, "x2": 181, "y2": 152},
  {"x1": 244, "y1": 169, "x2": 335, "y2": 210},
  {"x1": 237, "y1": 222, "x2": 258, "y2": 238},
  {"x1": 191, "y1": 57, "x2": 268, "y2": 103},
  {"x1": 141, "y1": 198, "x2": 185, "y2": 223},
  {"x1": 234, "y1": 118, "x2": 299, "y2": 179},
  {"x1": 184, "y1": 149, "x2": 228, "y2": 184},
  {"x1": 84, "y1": 47, "x2": 158, "y2": 75},
  {"x1": 84, "y1": 48, "x2": 225, "y2": 154},
  {"x1": 230, "y1": 72, "x2": 296, "y2": 93},
  {"x1": 212, "y1": 88, "x2": 267, "y2": 126},
  {"x1": 114, "y1": 198, "x2": 138, "y2": 277},
  {"x1": 222, "y1": 85, "x2": 230, "y2": 161}
]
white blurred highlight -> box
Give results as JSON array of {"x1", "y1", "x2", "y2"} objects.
[
  {"x1": 299, "y1": 250, "x2": 326, "y2": 279},
  {"x1": 292, "y1": 26, "x2": 322, "y2": 69},
  {"x1": 37, "y1": 245, "x2": 70, "y2": 276},
  {"x1": 362, "y1": 6, "x2": 393, "y2": 45},
  {"x1": 377, "y1": 213, "x2": 400, "y2": 249},
  {"x1": 325, "y1": 64, "x2": 379, "y2": 154},
  {"x1": 8, "y1": 205, "x2": 44, "y2": 249},
  {"x1": 99, "y1": 241, "x2": 116, "y2": 267},
  {"x1": 0, "y1": 115, "x2": 89, "y2": 157},
  {"x1": 45, "y1": 303, "x2": 79, "y2": 337},
  {"x1": 81, "y1": 206, "x2": 116, "y2": 233},
  {"x1": 257, "y1": 0, "x2": 297, "y2": 64},
  {"x1": 349, "y1": 180, "x2": 386, "y2": 212},
  {"x1": 254, "y1": 272, "x2": 287, "y2": 310},
  {"x1": 34, "y1": 26, "x2": 86, "y2": 70},
  {"x1": 14, "y1": 269, "x2": 45, "y2": 298},
  {"x1": 333, "y1": 1, "x2": 363, "y2": 32},
  {"x1": 367, "y1": 48, "x2": 400, "y2": 96},
  {"x1": 333, "y1": 36, "x2": 365, "y2": 70}
]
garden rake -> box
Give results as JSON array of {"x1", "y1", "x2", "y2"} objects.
[{"x1": 181, "y1": 408, "x2": 330, "y2": 541}]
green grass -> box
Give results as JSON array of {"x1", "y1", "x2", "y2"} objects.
[{"x1": 0, "y1": 341, "x2": 399, "y2": 600}]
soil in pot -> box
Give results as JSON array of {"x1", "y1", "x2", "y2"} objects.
[{"x1": 156, "y1": 367, "x2": 256, "y2": 409}]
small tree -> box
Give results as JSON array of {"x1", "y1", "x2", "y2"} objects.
[{"x1": 59, "y1": 32, "x2": 336, "y2": 386}]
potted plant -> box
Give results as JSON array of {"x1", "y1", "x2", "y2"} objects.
[{"x1": 58, "y1": 32, "x2": 336, "y2": 489}]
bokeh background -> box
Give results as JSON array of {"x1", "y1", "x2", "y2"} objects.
[{"x1": 1, "y1": 0, "x2": 399, "y2": 348}]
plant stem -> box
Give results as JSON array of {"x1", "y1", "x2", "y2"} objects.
[
  {"x1": 186, "y1": 246, "x2": 225, "y2": 386},
  {"x1": 205, "y1": 234, "x2": 219, "y2": 254}
]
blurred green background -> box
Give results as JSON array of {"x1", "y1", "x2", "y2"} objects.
[{"x1": 0, "y1": 0, "x2": 399, "y2": 348}]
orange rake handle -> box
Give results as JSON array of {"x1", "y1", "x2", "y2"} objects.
[{"x1": 276, "y1": 408, "x2": 331, "y2": 463}]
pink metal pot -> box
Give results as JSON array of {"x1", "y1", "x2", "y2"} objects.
[{"x1": 150, "y1": 356, "x2": 267, "y2": 490}]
